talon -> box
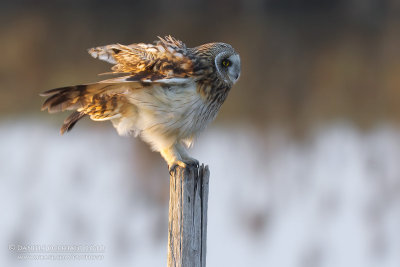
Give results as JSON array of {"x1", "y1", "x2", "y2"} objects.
[
  {"x1": 168, "y1": 160, "x2": 188, "y2": 174},
  {"x1": 188, "y1": 159, "x2": 199, "y2": 168},
  {"x1": 184, "y1": 158, "x2": 199, "y2": 168},
  {"x1": 169, "y1": 164, "x2": 178, "y2": 175},
  {"x1": 168, "y1": 158, "x2": 200, "y2": 174}
]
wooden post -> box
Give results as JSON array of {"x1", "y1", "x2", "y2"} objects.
[{"x1": 167, "y1": 164, "x2": 210, "y2": 267}]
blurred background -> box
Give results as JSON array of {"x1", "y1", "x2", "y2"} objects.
[{"x1": 1, "y1": 0, "x2": 400, "y2": 266}]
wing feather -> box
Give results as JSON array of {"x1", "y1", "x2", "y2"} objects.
[
  {"x1": 42, "y1": 35, "x2": 196, "y2": 134},
  {"x1": 41, "y1": 81, "x2": 137, "y2": 133},
  {"x1": 40, "y1": 75, "x2": 193, "y2": 134},
  {"x1": 88, "y1": 35, "x2": 194, "y2": 79},
  {"x1": 60, "y1": 111, "x2": 86, "y2": 134}
]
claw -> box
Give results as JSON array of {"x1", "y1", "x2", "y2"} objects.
[
  {"x1": 169, "y1": 164, "x2": 178, "y2": 175},
  {"x1": 186, "y1": 158, "x2": 199, "y2": 168},
  {"x1": 168, "y1": 160, "x2": 188, "y2": 175},
  {"x1": 168, "y1": 158, "x2": 200, "y2": 174}
]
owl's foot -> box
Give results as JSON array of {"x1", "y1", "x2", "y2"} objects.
[
  {"x1": 161, "y1": 145, "x2": 200, "y2": 174},
  {"x1": 168, "y1": 158, "x2": 200, "y2": 175},
  {"x1": 181, "y1": 156, "x2": 199, "y2": 167}
]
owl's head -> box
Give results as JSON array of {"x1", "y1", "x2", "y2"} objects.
[{"x1": 194, "y1": 42, "x2": 241, "y2": 85}]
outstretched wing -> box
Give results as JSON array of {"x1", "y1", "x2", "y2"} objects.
[
  {"x1": 88, "y1": 35, "x2": 194, "y2": 80},
  {"x1": 41, "y1": 36, "x2": 196, "y2": 134},
  {"x1": 40, "y1": 78, "x2": 142, "y2": 134},
  {"x1": 40, "y1": 76, "x2": 192, "y2": 134}
]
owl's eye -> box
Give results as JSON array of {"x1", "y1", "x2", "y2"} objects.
[{"x1": 222, "y1": 59, "x2": 231, "y2": 67}]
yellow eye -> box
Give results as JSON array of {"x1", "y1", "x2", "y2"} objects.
[{"x1": 222, "y1": 59, "x2": 231, "y2": 67}]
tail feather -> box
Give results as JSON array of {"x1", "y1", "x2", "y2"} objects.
[{"x1": 60, "y1": 111, "x2": 86, "y2": 135}]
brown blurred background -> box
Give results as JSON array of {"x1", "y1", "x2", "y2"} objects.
[
  {"x1": 2, "y1": 1, "x2": 400, "y2": 267},
  {"x1": 2, "y1": 0, "x2": 400, "y2": 133}
]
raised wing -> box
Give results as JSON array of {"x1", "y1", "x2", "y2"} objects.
[
  {"x1": 41, "y1": 35, "x2": 196, "y2": 134},
  {"x1": 88, "y1": 36, "x2": 194, "y2": 80}
]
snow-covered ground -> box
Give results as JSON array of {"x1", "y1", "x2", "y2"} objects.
[{"x1": 1, "y1": 120, "x2": 400, "y2": 267}]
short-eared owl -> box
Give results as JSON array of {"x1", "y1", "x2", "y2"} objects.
[{"x1": 41, "y1": 36, "x2": 241, "y2": 170}]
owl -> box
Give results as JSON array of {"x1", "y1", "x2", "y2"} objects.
[{"x1": 41, "y1": 36, "x2": 241, "y2": 171}]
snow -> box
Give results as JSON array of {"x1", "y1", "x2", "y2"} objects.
[{"x1": 1, "y1": 119, "x2": 400, "y2": 267}]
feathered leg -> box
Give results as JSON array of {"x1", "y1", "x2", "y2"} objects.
[{"x1": 161, "y1": 143, "x2": 199, "y2": 173}]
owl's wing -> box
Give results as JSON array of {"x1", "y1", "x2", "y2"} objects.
[
  {"x1": 41, "y1": 80, "x2": 134, "y2": 134},
  {"x1": 88, "y1": 36, "x2": 194, "y2": 79},
  {"x1": 40, "y1": 75, "x2": 192, "y2": 134}
]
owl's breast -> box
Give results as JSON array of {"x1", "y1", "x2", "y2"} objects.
[
  {"x1": 155, "y1": 83, "x2": 219, "y2": 136},
  {"x1": 128, "y1": 81, "x2": 222, "y2": 149}
]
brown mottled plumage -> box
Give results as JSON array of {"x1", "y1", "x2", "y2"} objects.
[{"x1": 41, "y1": 36, "x2": 241, "y2": 170}]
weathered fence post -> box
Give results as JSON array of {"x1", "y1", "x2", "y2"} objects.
[{"x1": 167, "y1": 164, "x2": 210, "y2": 267}]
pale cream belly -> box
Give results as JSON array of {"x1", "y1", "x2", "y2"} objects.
[{"x1": 111, "y1": 82, "x2": 216, "y2": 151}]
